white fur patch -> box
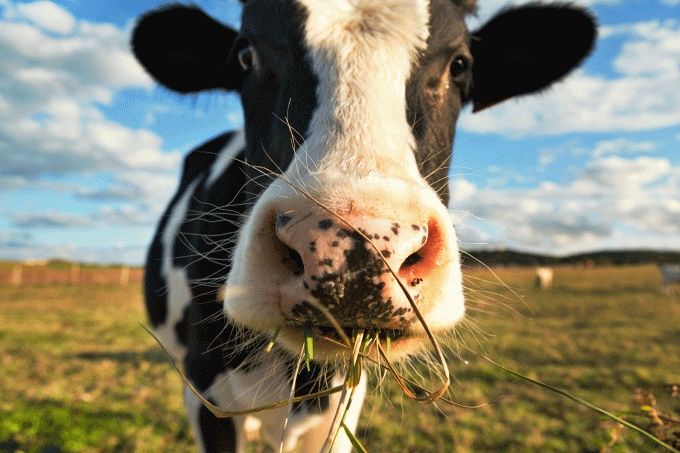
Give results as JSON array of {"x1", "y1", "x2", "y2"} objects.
[
  {"x1": 205, "y1": 129, "x2": 246, "y2": 189},
  {"x1": 158, "y1": 179, "x2": 199, "y2": 361},
  {"x1": 295, "y1": 0, "x2": 430, "y2": 180},
  {"x1": 191, "y1": 361, "x2": 358, "y2": 452}
]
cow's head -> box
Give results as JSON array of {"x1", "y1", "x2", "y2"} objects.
[{"x1": 133, "y1": 0, "x2": 595, "y2": 360}]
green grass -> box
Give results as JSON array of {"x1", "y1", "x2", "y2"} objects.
[
  {"x1": 1, "y1": 265, "x2": 678, "y2": 452},
  {"x1": 0, "y1": 285, "x2": 193, "y2": 453}
]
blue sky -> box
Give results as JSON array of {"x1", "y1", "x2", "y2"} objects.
[{"x1": 0, "y1": 0, "x2": 679, "y2": 264}]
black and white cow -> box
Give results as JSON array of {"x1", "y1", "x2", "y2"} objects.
[{"x1": 133, "y1": 1, "x2": 596, "y2": 451}]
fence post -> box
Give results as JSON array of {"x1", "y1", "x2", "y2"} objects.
[
  {"x1": 11, "y1": 264, "x2": 22, "y2": 286},
  {"x1": 120, "y1": 266, "x2": 130, "y2": 285}
]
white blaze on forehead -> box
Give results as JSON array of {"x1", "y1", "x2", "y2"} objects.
[{"x1": 296, "y1": 0, "x2": 430, "y2": 177}]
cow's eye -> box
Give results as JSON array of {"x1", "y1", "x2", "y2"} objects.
[
  {"x1": 450, "y1": 56, "x2": 470, "y2": 78},
  {"x1": 238, "y1": 46, "x2": 256, "y2": 72}
]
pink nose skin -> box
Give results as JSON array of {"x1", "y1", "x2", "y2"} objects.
[{"x1": 275, "y1": 212, "x2": 434, "y2": 331}]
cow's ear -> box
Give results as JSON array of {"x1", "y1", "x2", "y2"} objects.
[
  {"x1": 132, "y1": 5, "x2": 241, "y2": 93},
  {"x1": 470, "y1": 4, "x2": 596, "y2": 112}
]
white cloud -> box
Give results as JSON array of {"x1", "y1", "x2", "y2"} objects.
[
  {"x1": 82, "y1": 169, "x2": 179, "y2": 216},
  {"x1": 612, "y1": 20, "x2": 680, "y2": 77},
  {"x1": 467, "y1": 0, "x2": 620, "y2": 27},
  {"x1": 12, "y1": 211, "x2": 98, "y2": 229},
  {"x1": 535, "y1": 138, "x2": 661, "y2": 174},
  {"x1": 0, "y1": 1, "x2": 158, "y2": 175},
  {"x1": 91, "y1": 205, "x2": 154, "y2": 226},
  {"x1": 580, "y1": 156, "x2": 670, "y2": 189},
  {"x1": 449, "y1": 178, "x2": 477, "y2": 201},
  {"x1": 591, "y1": 138, "x2": 657, "y2": 157},
  {"x1": 10, "y1": 204, "x2": 154, "y2": 229},
  {"x1": 0, "y1": 1, "x2": 180, "y2": 213},
  {"x1": 14, "y1": 1, "x2": 76, "y2": 35},
  {"x1": 534, "y1": 139, "x2": 588, "y2": 171},
  {"x1": 450, "y1": 156, "x2": 680, "y2": 253},
  {"x1": 2, "y1": 98, "x2": 181, "y2": 176},
  {"x1": 462, "y1": 19, "x2": 680, "y2": 136},
  {"x1": 0, "y1": 0, "x2": 187, "y2": 267},
  {"x1": 0, "y1": 231, "x2": 148, "y2": 264}
]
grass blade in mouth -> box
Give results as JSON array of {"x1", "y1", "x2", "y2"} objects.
[
  {"x1": 325, "y1": 330, "x2": 366, "y2": 453},
  {"x1": 304, "y1": 325, "x2": 314, "y2": 372},
  {"x1": 298, "y1": 298, "x2": 352, "y2": 349},
  {"x1": 266, "y1": 326, "x2": 281, "y2": 353}
]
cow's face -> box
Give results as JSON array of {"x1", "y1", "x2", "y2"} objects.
[
  {"x1": 133, "y1": 0, "x2": 595, "y2": 360},
  {"x1": 227, "y1": 0, "x2": 474, "y2": 360},
  {"x1": 231, "y1": 0, "x2": 472, "y2": 204}
]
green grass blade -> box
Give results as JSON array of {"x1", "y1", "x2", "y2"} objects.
[
  {"x1": 304, "y1": 326, "x2": 314, "y2": 372},
  {"x1": 482, "y1": 356, "x2": 680, "y2": 453},
  {"x1": 342, "y1": 423, "x2": 368, "y2": 453}
]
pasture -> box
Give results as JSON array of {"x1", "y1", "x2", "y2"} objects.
[{"x1": 1, "y1": 264, "x2": 678, "y2": 452}]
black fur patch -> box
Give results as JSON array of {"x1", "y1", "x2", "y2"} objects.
[{"x1": 199, "y1": 400, "x2": 237, "y2": 452}]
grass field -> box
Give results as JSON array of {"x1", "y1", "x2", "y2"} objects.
[{"x1": 1, "y1": 264, "x2": 678, "y2": 452}]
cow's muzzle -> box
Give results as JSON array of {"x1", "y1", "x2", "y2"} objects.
[{"x1": 275, "y1": 213, "x2": 441, "y2": 331}]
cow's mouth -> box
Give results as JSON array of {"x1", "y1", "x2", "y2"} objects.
[
  {"x1": 279, "y1": 324, "x2": 414, "y2": 358},
  {"x1": 312, "y1": 325, "x2": 409, "y2": 344}
]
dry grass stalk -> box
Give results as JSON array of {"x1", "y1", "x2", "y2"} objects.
[
  {"x1": 323, "y1": 330, "x2": 366, "y2": 453},
  {"x1": 278, "y1": 343, "x2": 306, "y2": 453}
]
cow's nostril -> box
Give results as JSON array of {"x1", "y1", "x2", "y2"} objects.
[
  {"x1": 278, "y1": 243, "x2": 305, "y2": 276},
  {"x1": 401, "y1": 251, "x2": 423, "y2": 269},
  {"x1": 398, "y1": 220, "x2": 433, "y2": 273},
  {"x1": 286, "y1": 247, "x2": 304, "y2": 276}
]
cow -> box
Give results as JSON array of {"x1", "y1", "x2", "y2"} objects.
[
  {"x1": 661, "y1": 264, "x2": 680, "y2": 294},
  {"x1": 535, "y1": 266, "x2": 554, "y2": 290},
  {"x1": 132, "y1": 1, "x2": 596, "y2": 451}
]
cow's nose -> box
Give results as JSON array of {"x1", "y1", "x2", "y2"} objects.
[{"x1": 274, "y1": 212, "x2": 439, "y2": 330}]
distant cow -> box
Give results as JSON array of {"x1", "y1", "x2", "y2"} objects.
[
  {"x1": 132, "y1": 1, "x2": 595, "y2": 452},
  {"x1": 535, "y1": 267, "x2": 554, "y2": 290},
  {"x1": 661, "y1": 264, "x2": 680, "y2": 294}
]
